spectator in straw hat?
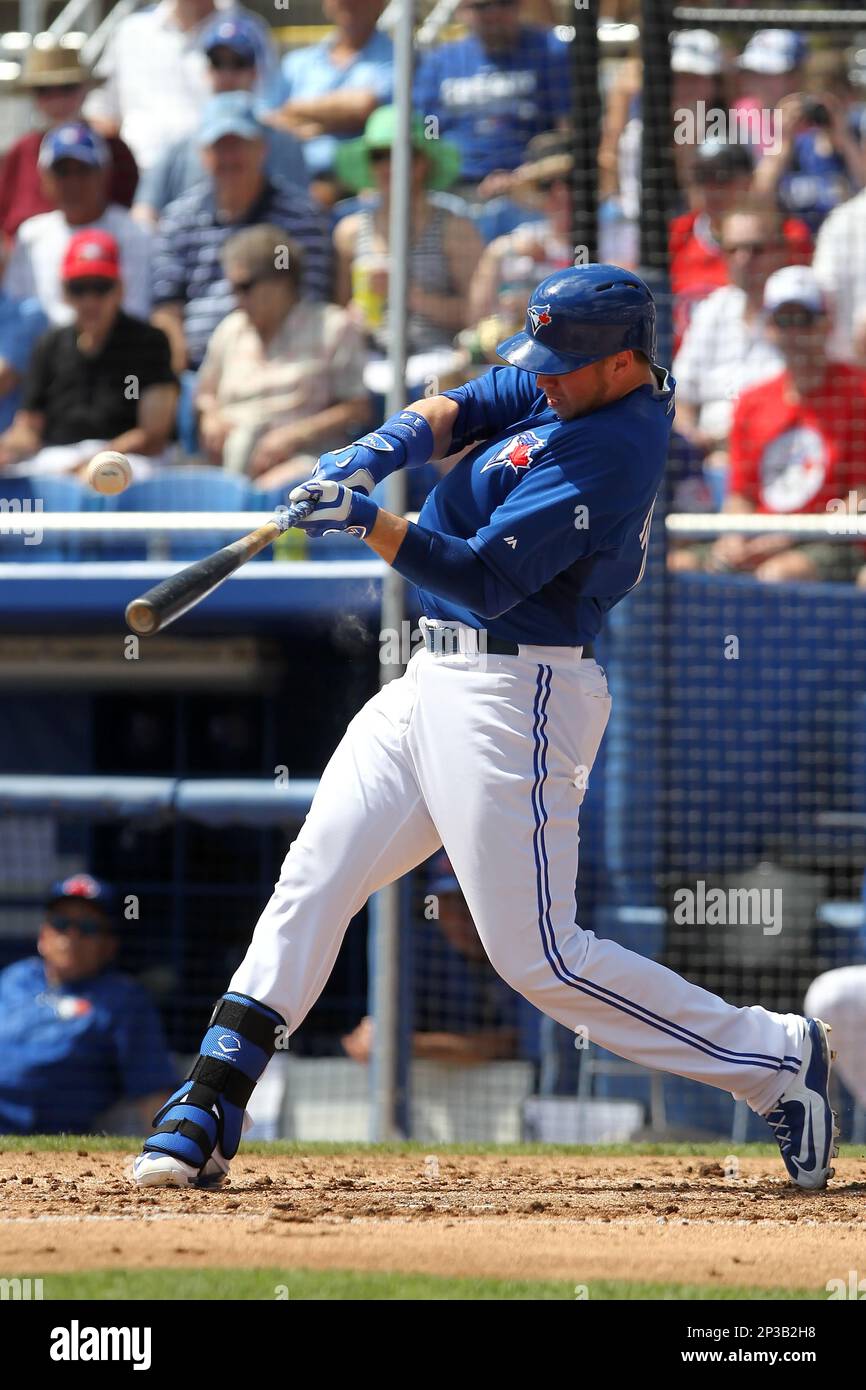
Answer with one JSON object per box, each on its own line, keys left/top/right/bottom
{"left": 0, "top": 40, "right": 138, "bottom": 240}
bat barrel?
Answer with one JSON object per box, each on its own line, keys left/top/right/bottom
{"left": 124, "top": 500, "right": 313, "bottom": 637}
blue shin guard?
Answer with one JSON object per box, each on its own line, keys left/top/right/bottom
{"left": 142, "top": 993, "right": 284, "bottom": 1171}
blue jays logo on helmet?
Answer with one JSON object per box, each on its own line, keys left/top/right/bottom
{"left": 481, "top": 431, "right": 545, "bottom": 474}
{"left": 527, "top": 304, "right": 552, "bottom": 335}
{"left": 497, "top": 265, "right": 657, "bottom": 376}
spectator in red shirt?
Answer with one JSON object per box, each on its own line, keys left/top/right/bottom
{"left": 0, "top": 41, "right": 137, "bottom": 243}
{"left": 670, "top": 139, "right": 812, "bottom": 349}
{"left": 710, "top": 265, "right": 866, "bottom": 584}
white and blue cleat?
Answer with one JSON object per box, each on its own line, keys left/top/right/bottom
{"left": 131, "top": 1146, "right": 231, "bottom": 1189}
{"left": 765, "top": 1018, "right": 838, "bottom": 1190}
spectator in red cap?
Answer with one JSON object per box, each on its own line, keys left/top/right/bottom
{"left": 0, "top": 229, "right": 177, "bottom": 477}
{"left": 3, "top": 121, "right": 152, "bottom": 325}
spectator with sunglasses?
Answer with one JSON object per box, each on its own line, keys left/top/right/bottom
{"left": 0, "top": 230, "right": 177, "bottom": 478}
{"left": 673, "top": 203, "right": 786, "bottom": 461}
{"left": 705, "top": 266, "right": 866, "bottom": 584}
{"left": 464, "top": 133, "right": 579, "bottom": 362}
{"left": 133, "top": 16, "right": 307, "bottom": 228}
{"left": 196, "top": 225, "right": 369, "bottom": 487}
{"left": 412, "top": 0, "right": 571, "bottom": 202}
{"left": 3, "top": 122, "right": 153, "bottom": 327}
{"left": 670, "top": 139, "right": 812, "bottom": 350}
{"left": 0, "top": 874, "right": 176, "bottom": 1136}
{"left": 150, "top": 93, "right": 331, "bottom": 379}
{"left": 333, "top": 106, "right": 480, "bottom": 356}
{"left": 83, "top": 0, "right": 277, "bottom": 174}
{"left": 0, "top": 39, "right": 138, "bottom": 242}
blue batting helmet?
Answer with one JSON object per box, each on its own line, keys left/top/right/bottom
{"left": 497, "top": 264, "right": 657, "bottom": 376}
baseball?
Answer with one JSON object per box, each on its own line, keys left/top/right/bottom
{"left": 86, "top": 451, "right": 133, "bottom": 495}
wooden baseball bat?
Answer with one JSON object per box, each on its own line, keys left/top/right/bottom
{"left": 124, "top": 500, "right": 313, "bottom": 637}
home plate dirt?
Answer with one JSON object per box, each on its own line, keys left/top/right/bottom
{"left": 2, "top": 1152, "right": 865, "bottom": 1290}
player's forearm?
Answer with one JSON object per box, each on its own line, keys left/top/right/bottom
{"left": 365, "top": 507, "right": 409, "bottom": 565}
{"left": 404, "top": 395, "right": 460, "bottom": 460}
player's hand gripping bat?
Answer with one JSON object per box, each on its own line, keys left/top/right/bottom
{"left": 124, "top": 499, "right": 313, "bottom": 636}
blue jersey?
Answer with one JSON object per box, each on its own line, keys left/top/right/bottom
{"left": 0, "top": 957, "right": 176, "bottom": 1134}
{"left": 416, "top": 364, "right": 675, "bottom": 645}
{"left": 413, "top": 27, "right": 571, "bottom": 181}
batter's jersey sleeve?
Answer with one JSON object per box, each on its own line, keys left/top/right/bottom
{"left": 443, "top": 365, "right": 543, "bottom": 452}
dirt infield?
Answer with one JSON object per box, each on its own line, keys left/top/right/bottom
{"left": 2, "top": 1150, "right": 865, "bottom": 1292}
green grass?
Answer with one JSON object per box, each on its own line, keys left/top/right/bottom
{"left": 0, "top": 1134, "right": 797, "bottom": 1158}
{"left": 31, "top": 1268, "right": 826, "bottom": 1301}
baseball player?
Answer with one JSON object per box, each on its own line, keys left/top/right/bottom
{"left": 133, "top": 265, "right": 837, "bottom": 1190}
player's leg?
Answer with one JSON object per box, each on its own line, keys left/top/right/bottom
{"left": 408, "top": 645, "right": 835, "bottom": 1187}
{"left": 134, "top": 658, "right": 441, "bottom": 1186}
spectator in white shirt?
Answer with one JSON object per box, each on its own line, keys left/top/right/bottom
{"left": 673, "top": 203, "right": 787, "bottom": 457}
{"left": 813, "top": 186, "right": 866, "bottom": 364}
{"left": 83, "top": 0, "right": 277, "bottom": 173}
{"left": 4, "top": 122, "right": 152, "bottom": 326}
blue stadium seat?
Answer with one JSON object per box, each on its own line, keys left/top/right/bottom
{"left": 117, "top": 466, "right": 252, "bottom": 513}
{"left": 112, "top": 466, "right": 254, "bottom": 560}
{"left": 1, "top": 473, "right": 92, "bottom": 561}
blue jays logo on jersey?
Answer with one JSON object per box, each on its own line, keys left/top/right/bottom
{"left": 527, "top": 303, "right": 552, "bottom": 334}
{"left": 480, "top": 430, "right": 545, "bottom": 474}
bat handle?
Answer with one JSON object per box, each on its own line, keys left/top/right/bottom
{"left": 273, "top": 498, "right": 314, "bottom": 533}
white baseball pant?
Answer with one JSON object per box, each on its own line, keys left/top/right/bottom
{"left": 231, "top": 626, "right": 804, "bottom": 1114}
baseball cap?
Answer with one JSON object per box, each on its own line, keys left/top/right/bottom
{"left": 848, "top": 46, "right": 866, "bottom": 88}
{"left": 198, "top": 91, "right": 263, "bottom": 146}
{"left": 672, "top": 29, "right": 723, "bottom": 77}
{"left": 38, "top": 120, "right": 110, "bottom": 170}
{"left": 763, "top": 264, "right": 825, "bottom": 315}
{"left": 46, "top": 872, "right": 119, "bottom": 921}
{"left": 737, "top": 29, "right": 807, "bottom": 76}
{"left": 61, "top": 228, "right": 120, "bottom": 283}
{"left": 693, "top": 138, "right": 754, "bottom": 183}
{"left": 335, "top": 105, "right": 461, "bottom": 192}
{"left": 202, "top": 15, "right": 260, "bottom": 63}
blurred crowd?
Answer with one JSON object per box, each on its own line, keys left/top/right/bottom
{"left": 0, "top": 1, "right": 864, "bottom": 578}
